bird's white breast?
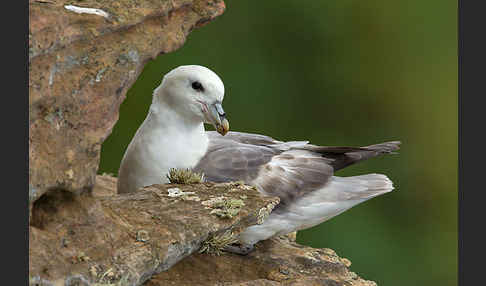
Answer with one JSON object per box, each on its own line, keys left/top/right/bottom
{"left": 117, "top": 110, "right": 209, "bottom": 193}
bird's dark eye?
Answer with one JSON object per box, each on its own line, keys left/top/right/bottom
{"left": 191, "top": 81, "right": 204, "bottom": 92}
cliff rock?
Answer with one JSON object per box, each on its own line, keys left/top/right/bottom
{"left": 29, "top": 0, "right": 225, "bottom": 204}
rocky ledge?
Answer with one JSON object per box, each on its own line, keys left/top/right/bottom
{"left": 30, "top": 175, "right": 376, "bottom": 286}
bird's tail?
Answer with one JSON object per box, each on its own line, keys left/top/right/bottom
{"left": 239, "top": 174, "right": 393, "bottom": 244}
{"left": 289, "top": 173, "right": 395, "bottom": 227}
{"left": 295, "top": 173, "right": 395, "bottom": 208}
{"left": 333, "top": 173, "right": 395, "bottom": 200}
{"left": 238, "top": 173, "right": 396, "bottom": 245}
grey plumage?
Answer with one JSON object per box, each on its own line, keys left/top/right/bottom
{"left": 193, "top": 131, "right": 401, "bottom": 208}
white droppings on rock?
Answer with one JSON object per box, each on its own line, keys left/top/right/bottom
{"left": 65, "top": 169, "right": 74, "bottom": 179}
{"left": 95, "top": 67, "right": 107, "bottom": 82}
{"left": 136, "top": 230, "right": 150, "bottom": 242}
{"left": 64, "top": 5, "right": 110, "bottom": 19}
{"left": 167, "top": 188, "right": 196, "bottom": 197}
{"left": 127, "top": 50, "right": 140, "bottom": 63}
{"left": 29, "top": 185, "right": 38, "bottom": 202}
{"left": 48, "top": 64, "right": 57, "bottom": 86}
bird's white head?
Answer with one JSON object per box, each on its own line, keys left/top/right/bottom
{"left": 153, "top": 65, "right": 229, "bottom": 135}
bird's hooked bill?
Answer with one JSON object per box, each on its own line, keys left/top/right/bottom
{"left": 211, "top": 102, "right": 229, "bottom": 136}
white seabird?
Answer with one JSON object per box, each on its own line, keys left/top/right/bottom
{"left": 117, "top": 65, "right": 400, "bottom": 254}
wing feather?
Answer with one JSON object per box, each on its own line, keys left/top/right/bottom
{"left": 193, "top": 131, "right": 400, "bottom": 206}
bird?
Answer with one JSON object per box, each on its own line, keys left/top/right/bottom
{"left": 117, "top": 65, "right": 400, "bottom": 254}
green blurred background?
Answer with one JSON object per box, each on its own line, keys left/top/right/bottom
{"left": 99, "top": 1, "right": 457, "bottom": 285}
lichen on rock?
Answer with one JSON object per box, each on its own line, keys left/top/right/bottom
{"left": 256, "top": 200, "right": 278, "bottom": 225}
{"left": 202, "top": 196, "right": 246, "bottom": 219}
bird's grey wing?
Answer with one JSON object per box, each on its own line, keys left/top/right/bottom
{"left": 206, "top": 131, "right": 283, "bottom": 146}
{"left": 193, "top": 133, "right": 279, "bottom": 183}
{"left": 250, "top": 149, "right": 334, "bottom": 207}
{"left": 197, "top": 132, "right": 399, "bottom": 207}
{"left": 195, "top": 132, "right": 334, "bottom": 207}
{"left": 300, "top": 141, "right": 401, "bottom": 171}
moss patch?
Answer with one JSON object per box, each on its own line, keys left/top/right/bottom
{"left": 199, "top": 230, "right": 237, "bottom": 256}
{"left": 166, "top": 168, "right": 204, "bottom": 184}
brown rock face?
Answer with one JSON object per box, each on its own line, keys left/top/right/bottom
{"left": 146, "top": 235, "right": 378, "bottom": 286}
{"left": 29, "top": 175, "right": 280, "bottom": 285}
{"left": 29, "top": 176, "right": 375, "bottom": 286}
{"left": 28, "top": 0, "right": 226, "bottom": 204}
